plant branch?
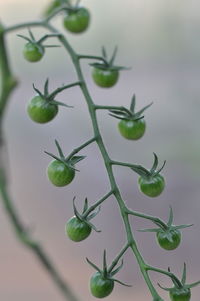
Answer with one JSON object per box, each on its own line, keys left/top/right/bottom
{"left": 78, "top": 54, "right": 107, "bottom": 65}
{"left": 66, "top": 137, "right": 97, "bottom": 161}
{"left": 82, "top": 190, "right": 114, "bottom": 219}
{"left": 126, "top": 208, "right": 168, "bottom": 230}
{"left": 48, "top": 81, "right": 82, "bottom": 100}
{"left": 108, "top": 243, "right": 130, "bottom": 273}
{"left": 0, "top": 20, "right": 80, "bottom": 301}
{"left": 0, "top": 172, "right": 79, "bottom": 301}
{"left": 41, "top": 23, "right": 164, "bottom": 300}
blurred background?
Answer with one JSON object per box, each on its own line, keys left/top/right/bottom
{"left": 1, "top": 0, "right": 200, "bottom": 300}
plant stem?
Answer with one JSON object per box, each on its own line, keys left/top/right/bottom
{"left": 0, "top": 20, "right": 80, "bottom": 301}
{"left": 78, "top": 54, "right": 107, "bottom": 65}
{"left": 126, "top": 208, "right": 168, "bottom": 229}
{"left": 66, "top": 137, "right": 97, "bottom": 160}
{"left": 41, "top": 23, "right": 164, "bottom": 300}
{"left": 0, "top": 173, "right": 79, "bottom": 301}
{"left": 48, "top": 81, "right": 82, "bottom": 99}
{"left": 82, "top": 190, "right": 114, "bottom": 219}
{"left": 108, "top": 243, "right": 130, "bottom": 273}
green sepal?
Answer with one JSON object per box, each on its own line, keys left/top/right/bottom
{"left": 44, "top": 150, "right": 64, "bottom": 163}
{"left": 130, "top": 94, "right": 136, "bottom": 113}
{"left": 102, "top": 46, "right": 108, "bottom": 60}
{"left": 32, "top": 84, "right": 43, "bottom": 97}
{"left": 17, "top": 34, "right": 32, "bottom": 43}
{"left": 109, "top": 46, "right": 118, "bottom": 66}
{"left": 87, "top": 206, "right": 101, "bottom": 221}
{"left": 86, "top": 257, "right": 102, "bottom": 274}
{"left": 138, "top": 228, "right": 160, "bottom": 233}
{"left": 82, "top": 198, "right": 88, "bottom": 213}
{"left": 157, "top": 283, "right": 171, "bottom": 292}
{"left": 68, "top": 155, "right": 86, "bottom": 166}
{"left": 112, "top": 278, "right": 132, "bottom": 287}
{"left": 50, "top": 100, "right": 73, "bottom": 108}
{"left": 130, "top": 165, "right": 151, "bottom": 179}
{"left": 109, "top": 94, "right": 151, "bottom": 122}
{"left": 181, "top": 263, "right": 186, "bottom": 285}
{"left": 72, "top": 197, "right": 101, "bottom": 232}
{"left": 131, "top": 153, "right": 166, "bottom": 180}
{"left": 55, "top": 139, "right": 65, "bottom": 160}
{"left": 103, "top": 250, "right": 108, "bottom": 276}
{"left": 110, "top": 260, "right": 123, "bottom": 276}
{"left": 167, "top": 206, "right": 173, "bottom": 227}
{"left": 185, "top": 281, "right": 200, "bottom": 289}
{"left": 158, "top": 263, "right": 200, "bottom": 294}
{"left": 90, "top": 62, "right": 129, "bottom": 71}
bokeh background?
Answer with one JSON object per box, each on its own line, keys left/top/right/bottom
{"left": 1, "top": 0, "right": 200, "bottom": 300}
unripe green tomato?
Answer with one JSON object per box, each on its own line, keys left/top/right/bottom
{"left": 92, "top": 67, "right": 119, "bottom": 88}
{"left": 156, "top": 229, "right": 181, "bottom": 251}
{"left": 23, "top": 42, "right": 44, "bottom": 62}
{"left": 118, "top": 119, "right": 146, "bottom": 140}
{"left": 90, "top": 272, "right": 114, "bottom": 298}
{"left": 63, "top": 7, "right": 90, "bottom": 33}
{"left": 27, "top": 96, "right": 58, "bottom": 123}
{"left": 47, "top": 160, "right": 75, "bottom": 187}
{"left": 138, "top": 174, "right": 165, "bottom": 197}
{"left": 169, "top": 287, "right": 191, "bottom": 301}
{"left": 65, "top": 216, "right": 91, "bottom": 242}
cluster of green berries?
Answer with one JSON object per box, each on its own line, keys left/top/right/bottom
{"left": 21, "top": 1, "right": 200, "bottom": 300}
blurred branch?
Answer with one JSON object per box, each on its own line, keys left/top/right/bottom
{"left": 0, "top": 21, "right": 80, "bottom": 301}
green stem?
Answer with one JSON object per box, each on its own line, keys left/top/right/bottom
{"left": 0, "top": 21, "right": 80, "bottom": 301}
{"left": 66, "top": 137, "right": 97, "bottom": 161}
{"left": 48, "top": 81, "right": 82, "bottom": 99}
{"left": 126, "top": 208, "right": 168, "bottom": 230}
{"left": 1, "top": 16, "right": 168, "bottom": 301}
{"left": 94, "top": 104, "right": 131, "bottom": 115}
{"left": 108, "top": 243, "right": 130, "bottom": 273}
{"left": 147, "top": 265, "right": 183, "bottom": 288}
{"left": 0, "top": 24, "right": 17, "bottom": 119}
{"left": 111, "top": 160, "right": 140, "bottom": 169}
{"left": 43, "top": 25, "right": 163, "bottom": 300}
{"left": 78, "top": 54, "right": 107, "bottom": 65}
{"left": 0, "top": 173, "right": 79, "bottom": 301}
{"left": 82, "top": 190, "right": 114, "bottom": 219}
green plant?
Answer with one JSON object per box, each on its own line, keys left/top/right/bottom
{"left": 0, "top": 1, "right": 199, "bottom": 301}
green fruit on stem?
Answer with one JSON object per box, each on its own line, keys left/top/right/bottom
{"left": 65, "top": 216, "right": 91, "bottom": 242}
{"left": 92, "top": 67, "right": 119, "bottom": 88}
{"left": 138, "top": 174, "right": 165, "bottom": 197}
{"left": 63, "top": 7, "right": 90, "bottom": 33}
{"left": 118, "top": 119, "right": 146, "bottom": 140}
{"left": 156, "top": 229, "right": 181, "bottom": 250}
{"left": 47, "top": 160, "right": 75, "bottom": 187}
{"left": 23, "top": 42, "right": 44, "bottom": 62}
{"left": 90, "top": 272, "right": 114, "bottom": 298}
{"left": 27, "top": 96, "right": 58, "bottom": 123}
{"left": 169, "top": 287, "right": 191, "bottom": 301}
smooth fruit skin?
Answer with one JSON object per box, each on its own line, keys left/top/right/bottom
{"left": 65, "top": 216, "right": 91, "bottom": 242}
{"left": 169, "top": 287, "right": 191, "bottom": 301}
{"left": 63, "top": 8, "right": 90, "bottom": 33}
{"left": 118, "top": 119, "right": 146, "bottom": 140}
{"left": 156, "top": 229, "right": 181, "bottom": 250}
{"left": 23, "top": 43, "right": 44, "bottom": 62}
{"left": 47, "top": 160, "right": 75, "bottom": 187}
{"left": 27, "top": 96, "right": 58, "bottom": 123}
{"left": 90, "top": 272, "right": 114, "bottom": 298}
{"left": 92, "top": 67, "right": 119, "bottom": 88}
{"left": 138, "top": 174, "right": 165, "bottom": 197}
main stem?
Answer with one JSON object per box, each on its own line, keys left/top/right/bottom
{"left": 45, "top": 23, "right": 163, "bottom": 300}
